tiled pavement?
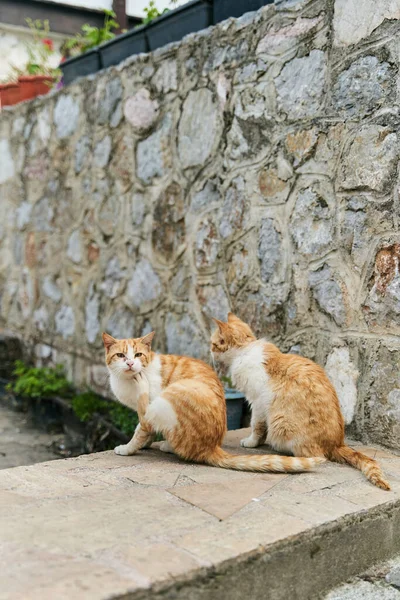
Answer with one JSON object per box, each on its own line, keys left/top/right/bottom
{"left": 1, "top": 428, "right": 400, "bottom": 600}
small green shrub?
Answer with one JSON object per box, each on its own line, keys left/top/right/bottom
{"left": 7, "top": 360, "right": 71, "bottom": 398}
{"left": 140, "top": 1, "right": 168, "bottom": 25}
{"left": 71, "top": 391, "right": 138, "bottom": 436}
{"left": 109, "top": 403, "right": 138, "bottom": 436}
{"left": 66, "top": 9, "right": 119, "bottom": 55}
{"left": 8, "top": 361, "right": 148, "bottom": 440}
{"left": 71, "top": 391, "right": 109, "bottom": 422}
{"left": 139, "top": 0, "right": 179, "bottom": 25}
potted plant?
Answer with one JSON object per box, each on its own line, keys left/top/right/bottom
{"left": 98, "top": 0, "right": 185, "bottom": 69}
{"left": 61, "top": 9, "right": 119, "bottom": 85}
{"left": 99, "top": 25, "right": 148, "bottom": 69}
{"left": 4, "top": 19, "right": 61, "bottom": 106}
{"left": 98, "top": 2, "right": 162, "bottom": 69}
{"left": 0, "top": 82, "right": 20, "bottom": 108}
{"left": 146, "top": 0, "right": 213, "bottom": 52}
{"left": 213, "top": 0, "right": 273, "bottom": 24}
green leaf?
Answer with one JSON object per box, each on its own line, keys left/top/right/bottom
{"left": 8, "top": 361, "right": 71, "bottom": 399}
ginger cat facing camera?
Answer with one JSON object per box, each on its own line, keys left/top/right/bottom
{"left": 102, "top": 331, "right": 325, "bottom": 474}
{"left": 210, "top": 313, "right": 390, "bottom": 490}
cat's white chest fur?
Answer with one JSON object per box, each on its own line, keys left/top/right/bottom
{"left": 229, "top": 341, "right": 274, "bottom": 421}
{"left": 109, "top": 355, "right": 163, "bottom": 410}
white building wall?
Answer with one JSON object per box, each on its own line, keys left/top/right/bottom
{"left": 126, "top": 0, "right": 186, "bottom": 17}
{"left": 0, "top": 24, "right": 63, "bottom": 82}
{"left": 31, "top": 0, "right": 186, "bottom": 17}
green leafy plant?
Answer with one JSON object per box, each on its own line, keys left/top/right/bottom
{"left": 7, "top": 361, "right": 71, "bottom": 398}
{"left": 140, "top": 0, "right": 168, "bottom": 25}
{"left": 71, "top": 391, "right": 109, "bottom": 421}
{"left": 66, "top": 9, "right": 119, "bottom": 55}
{"left": 72, "top": 391, "right": 138, "bottom": 435}
{"left": 139, "top": 0, "right": 180, "bottom": 25}
{"left": 8, "top": 361, "right": 149, "bottom": 440}
{"left": 109, "top": 403, "right": 139, "bottom": 436}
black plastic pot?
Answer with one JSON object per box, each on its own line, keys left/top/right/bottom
{"left": 61, "top": 49, "right": 101, "bottom": 86}
{"left": 99, "top": 26, "right": 148, "bottom": 69}
{"left": 225, "top": 388, "right": 245, "bottom": 431}
{"left": 147, "top": 0, "right": 213, "bottom": 52}
{"left": 213, "top": 0, "right": 274, "bottom": 24}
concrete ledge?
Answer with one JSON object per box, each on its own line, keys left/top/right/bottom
{"left": 144, "top": 502, "right": 400, "bottom": 600}
{"left": 1, "top": 429, "right": 400, "bottom": 600}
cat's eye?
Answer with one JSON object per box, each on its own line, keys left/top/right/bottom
{"left": 116, "top": 353, "right": 125, "bottom": 358}
{"left": 135, "top": 352, "right": 143, "bottom": 358}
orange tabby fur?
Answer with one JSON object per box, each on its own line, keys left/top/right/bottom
{"left": 210, "top": 313, "right": 390, "bottom": 490}
{"left": 103, "top": 332, "right": 325, "bottom": 473}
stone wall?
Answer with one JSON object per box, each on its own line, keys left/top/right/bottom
{"left": 1, "top": 0, "right": 400, "bottom": 448}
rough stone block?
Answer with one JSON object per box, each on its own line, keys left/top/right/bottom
{"left": 309, "top": 265, "right": 346, "bottom": 326}
{"left": 290, "top": 182, "right": 335, "bottom": 257}
{"left": 332, "top": 56, "right": 393, "bottom": 116}
{"left": 54, "top": 95, "right": 80, "bottom": 139}
{"left": 178, "top": 89, "right": 221, "bottom": 169}
{"left": 338, "top": 126, "right": 397, "bottom": 193}
{"left": 275, "top": 50, "right": 327, "bottom": 119}
{"left": 333, "top": 0, "right": 400, "bottom": 47}
{"left": 127, "top": 259, "right": 162, "bottom": 309}
{"left": 136, "top": 115, "right": 172, "bottom": 183}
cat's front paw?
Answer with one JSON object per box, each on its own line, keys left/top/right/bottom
{"left": 240, "top": 436, "right": 259, "bottom": 448}
{"left": 114, "top": 444, "right": 135, "bottom": 456}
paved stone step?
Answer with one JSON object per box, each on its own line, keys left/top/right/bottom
{"left": 1, "top": 428, "right": 400, "bottom": 600}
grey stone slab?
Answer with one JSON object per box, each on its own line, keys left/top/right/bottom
{"left": 0, "top": 431, "right": 400, "bottom": 599}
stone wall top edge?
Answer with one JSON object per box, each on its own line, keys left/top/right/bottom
{"left": 0, "top": 0, "right": 321, "bottom": 120}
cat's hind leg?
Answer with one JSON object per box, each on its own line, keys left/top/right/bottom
{"left": 144, "top": 394, "right": 179, "bottom": 455}
{"left": 144, "top": 395, "right": 178, "bottom": 434}
{"left": 159, "top": 440, "right": 175, "bottom": 454}
{"left": 241, "top": 414, "right": 267, "bottom": 448}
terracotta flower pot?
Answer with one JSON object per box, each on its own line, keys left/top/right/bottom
{"left": 18, "top": 75, "right": 54, "bottom": 102}
{"left": 0, "top": 82, "right": 20, "bottom": 107}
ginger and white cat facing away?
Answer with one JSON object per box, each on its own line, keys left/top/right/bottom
{"left": 210, "top": 313, "right": 390, "bottom": 490}
{"left": 102, "top": 330, "right": 325, "bottom": 474}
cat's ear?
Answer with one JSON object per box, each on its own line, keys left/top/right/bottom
{"left": 212, "top": 317, "right": 226, "bottom": 331}
{"left": 227, "top": 312, "right": 243, "bottom": 324}
{"left": 102, "top": 332, "right": 117, "bottom": 351}
{"left": 140, "top": 331, "right": 155, "bottom": 348}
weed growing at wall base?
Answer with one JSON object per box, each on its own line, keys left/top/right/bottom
{"left": 72, "top": 391, "right": 139, "bottom": 436}
{"left": 7, "top": 361, "right": 71, "bottom": 398}
{"left": 7, "top": 361, "right": 138, "bottom": 436}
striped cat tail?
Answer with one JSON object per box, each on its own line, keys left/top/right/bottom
{"left": 205, "top": 448, "right": 325, "bottom": 473}
{"left": 330, "top": 446, "right": 390, "bottom": 490}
